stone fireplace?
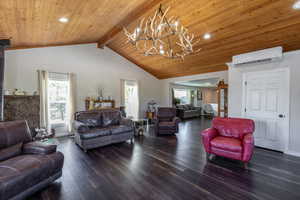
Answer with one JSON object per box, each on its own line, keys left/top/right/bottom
{"left": 4, "top": 95, "right": 40, "bottom": 133}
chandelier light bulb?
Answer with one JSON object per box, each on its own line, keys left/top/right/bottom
{"left": 159, "top": 49, "right": 165, "bottom": 55}
{"left": 159, "top": 45, "right": 163, "bottom": 49}
{"left": 174, "top": 21, "right": 179, "bottom": 27}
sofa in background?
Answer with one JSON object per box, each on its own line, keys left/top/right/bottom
{"left": 0, "top": 120, "right": 64, "bottom": 200}
{"left": 154, "top": 107, "right": 180, "bottom": 136}
{"left": 176, "top": 104, "right": 201, "bottom": 119}
{"left": 201, "top": 117, "right": 255, "bottom": 168}
{"left": 74, "top": 109, "right": 134, "bottom": 152}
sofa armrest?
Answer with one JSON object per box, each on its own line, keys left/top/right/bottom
{"left": 176, "top": 109, "right": 185, "bottom": 119}
{"left": 23, "top": 142, "right": 57, "bottom": 155}
{"left": 242, "top": 133, "right": 254, "bottom": 162}
{"left": 74, "top": 120, "right": 90, "bottom": 133}
{"left": 201, "top": 128, "right": 219, "bottom": 153}
{"left": 120, "top": 118, "right": 134, "bottom": 128}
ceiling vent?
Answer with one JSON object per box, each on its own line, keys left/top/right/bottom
{"left": 232, "top": 47, "right": 283, "bottom": 67}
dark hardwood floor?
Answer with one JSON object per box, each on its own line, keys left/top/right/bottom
{"left": 30, "top": 118, "right": 300, "bottom": 200}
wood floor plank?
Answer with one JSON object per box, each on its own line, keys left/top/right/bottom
{"left": 29, "top": 118, "right": 300, "bottom": 200}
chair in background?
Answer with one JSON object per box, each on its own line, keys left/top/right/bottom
{"left": 201, "top": 117, "right": 255, "bottom": 168}
{"left": 154, "top": 107, "right": 180, "bottom": 136}
{"left": 202, "top": 103, "right": 217, "bottom": 118}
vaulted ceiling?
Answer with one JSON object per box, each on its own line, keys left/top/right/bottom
{"left": 1, "top": 0, "right": 300, "bottom": 79}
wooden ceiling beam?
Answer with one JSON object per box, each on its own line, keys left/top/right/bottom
{"left": 97, "top": 0, "right": 163, "bottom": 48}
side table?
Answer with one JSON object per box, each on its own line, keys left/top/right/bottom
{"left": 132, "top": 119, "right": 148, "bottom": 136}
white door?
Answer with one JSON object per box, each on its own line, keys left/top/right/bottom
{"left": 243, "top": 69, "right": 289, "bottom": 152}
{"left": 122, "top": 80, "right": 139, "bottom": 119}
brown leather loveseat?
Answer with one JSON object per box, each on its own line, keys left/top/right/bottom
{"left": 74, "top": 109, "right": 134, "bottom": 152}
{"left": 0, "top": 120, "right": 64, "bottom": 200}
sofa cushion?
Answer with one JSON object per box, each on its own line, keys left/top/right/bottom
{"left": 186, "top": 104, "right": 193, "bottom": 110}
{"left": 102, "top": 111, "right": 121, "bottom": 127}
{"left": 0, "top": 120, "right": 32, "bottom": 149}
{"left": 210, "top": 136, "right": 242, "bottom": 152}
{"left": 0, "top": 142, "right": 22, "bottom": 162}
{"left": 176, "top": 105, "right": 185, "bottom": 110}
{"left": 0, "top": 153, "right": 64, "bottom": 200}
{"left": 22, "top": 142, "right": 57, "bottom": 155}
{"left": 79, "top": 128, "right": 111, "bottom": 139}
{"left": 76, "top": 112, "right": 102, "bottom": 127}
{"left": 158, "top": 121, "right": 176, "bottom": 130}
{"left": 110, "top": 125, "right": 133, "bottom": 135}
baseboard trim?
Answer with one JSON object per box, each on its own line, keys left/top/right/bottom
{"left": 284, "top": 150, "right": 300, "bottom": 157}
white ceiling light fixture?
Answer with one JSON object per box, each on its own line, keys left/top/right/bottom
{"left": 58, "top": 17, "right": 69, "bottom": 23}
{"left": 203, "top": 33, "right": 211, "bottom": 40}
{"left": 293, "top": 1, "right": 300, "bottom": 10}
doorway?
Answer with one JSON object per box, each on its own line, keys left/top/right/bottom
{"left": 242, "top": 68, "right": 290, "bottom": 152}
{"left": 122, "top": 80, "right": 139, "bottom": 119}
{"left": 48, "top": 72, "right": 71, "bottom": 136}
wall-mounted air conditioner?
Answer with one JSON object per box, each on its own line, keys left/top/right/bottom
{"left": 232, "top": 46, "right": 283, "bottom": 67}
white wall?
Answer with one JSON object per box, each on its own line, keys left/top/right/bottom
{"left": 228, "top": 50, "right": 300, "bottom": 156}
{"left": 4, "top": 44, "right": 162, "bottom": 117}
{"left": 160, "top": 71, "right": 228, "bottom": 106}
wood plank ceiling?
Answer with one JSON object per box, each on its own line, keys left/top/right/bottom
{"left": 0, "top": 0, "right": 149, "bottom": 48}
{"left": 1, "top": 0, "right": 300, "bottom": 79}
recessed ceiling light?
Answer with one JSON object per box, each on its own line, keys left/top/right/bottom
{"left": 203, "top": 33, "right": 211, "bottom": 40}
{"left": 293, "top": 1, "right": 300, "bottom": 10}
{"left": 58, "top": 17, "right": 69, "bottom": 23}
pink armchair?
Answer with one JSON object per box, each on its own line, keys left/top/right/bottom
{"left": 201, "top": 117, "right": 255, "bottom": 167}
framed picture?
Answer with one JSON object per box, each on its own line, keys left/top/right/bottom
{"left": 197, "top": 89, "right": 202, "bottom": 100}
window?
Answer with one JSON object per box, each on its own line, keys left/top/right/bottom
{"left": 174, "top": 89, "right": 191, "bottom": 104}
{"left": 48, "top": 73, "right": 70, "bottom": 126}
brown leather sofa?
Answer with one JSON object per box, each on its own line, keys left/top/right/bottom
{"left": 0, "top": 120, "right": 64, "bottom": 200}
{"left": 74, "top": 109, "right": 134, "bottom": 152}
{"left": 154, "top": 107, "right": 180, "bottom": 136}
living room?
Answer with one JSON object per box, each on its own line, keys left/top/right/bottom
{"left": 1, "top": 0, "right": 300, "bottom": 200}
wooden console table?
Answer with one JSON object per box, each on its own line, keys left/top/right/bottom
{"left": 85, "top": 99, "right": 115, "bottom": 110}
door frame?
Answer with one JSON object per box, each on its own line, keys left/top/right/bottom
{"left": 241, "top": 67, "right": 290, "bottom": 153}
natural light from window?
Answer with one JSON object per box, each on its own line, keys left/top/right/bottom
{"left": 174, "top": 89, "right": 190, "bottom": 104}
{"left": 48, "top": 74, "right": 70, "bottom": 125}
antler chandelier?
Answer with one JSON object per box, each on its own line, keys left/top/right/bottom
{"left": 124, "top": 4, "right": 201, "bottom": 60}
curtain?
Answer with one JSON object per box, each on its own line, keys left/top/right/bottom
{"left": 120, "top": 79, "right": 125, "bottom": 106}
{"left": 68, "top": 73, "right": 76, "bottom": 132}
{"left": 37, "top": 70, "right": 49, "bottom": 131}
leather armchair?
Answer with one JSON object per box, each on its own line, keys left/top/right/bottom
{"left": 154, "top": 107, "right": 180, "bottom": 135}
{"left": 201, "top": 117, "right": 255, "bottom": 166}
